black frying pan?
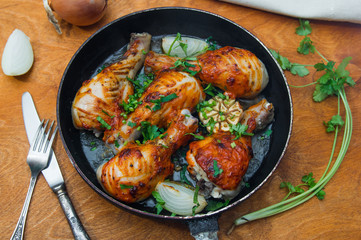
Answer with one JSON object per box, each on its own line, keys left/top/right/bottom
{"left": 57, "top": 7, "right": 292, "bottom": 238}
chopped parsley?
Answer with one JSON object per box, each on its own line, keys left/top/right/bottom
{"left": 127, "top": 121, "right": 137, "bottom": 128}
{"left": 180, "top": 165, "right": 191, "bottom": 185}
{"left": 205, "top": 199, "right": 230, "bottom": 211}
{"left": 119, "top": 73, "right": 154, "bottom": 114}
{"left": 150, "top": 93, "right": 178, "bottom": 111}
{"left": 120, "top": 184, "right": 133, "bottom": 189}
{"left": 140, "top": 121, "right": 165, "bottom": 143}
{"left": 185, "top": 133, "right": 205, "bottom": 140}
{"left": 96, "top": 116, "right": 111, "bottom": 130}
{"left": 170, "top": 57, "right": 202, "bottom": 76}
{"left": 229, "top": 123, "right": 254, "bottom": 140}
{"left": 192, "top": 185, "right": 200, "bottom": 216}
{"left": 152, "top": 191, "right": 165, "bottom": 215}
{"left": 213, "top": 160, "right": 223, "bottom": 177}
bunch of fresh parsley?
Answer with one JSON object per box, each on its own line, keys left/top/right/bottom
{"left": 229, "top": 19, "right": 354, "bottom": 233}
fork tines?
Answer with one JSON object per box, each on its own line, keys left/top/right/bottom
{"left": 32, "top": 119, "right": 58, "bottom": 153}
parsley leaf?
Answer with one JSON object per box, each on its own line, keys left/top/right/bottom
{"left": 280, "top": 173, "right": 326, "bottom": 201}
{"left": 152, "top": 191, "right": 165, "bottom": 215}
{"left": 280, "top": 181, "right": 305, "bottom": 195}
{"left": 298, "top": 36, "right": 316, "bottom": 55}
{"left": 229, "top": 123, "right": 254, "bottom": 140}
{"left": 301, "top": 173, "right": 326, "bottom": 200}
{"left": 290, "top": 64, "right": 310, "bottom": 77}
{"left": 120, "top": 73, "right": 154, "bottom": 114}
{"left": 150, "top": 93, "right": 178, "bottom": 111}
{"left": 269, "top": 49, "right": 310, "bottom": 77}
{"left": 324, "top": 114, "right": 344, "bottom": 132}
{"left": 170, "top": 58, "right": 201, "bottom": 76}
{"left": 296, "top": 19, "right": 312, "bottom": 36}
{"left": 313, "top": 57, "right": 355, "bottom": 102}
{"left": 127, "top": 121, "right": 137, "bottom": 128}
{"left": 205, "top": 199, "right": 230, "bottom": 211}
{"left": 203, "top": 83, "right": 222, "bottom": 97}
{"left": 205, "top": 36, "right": 219, "bottom": 51}
{"left": 140, "top": 121, "right": 165, "bottom": 143}
{"left": 180, "top": 165, "right": 191, "bottom": 185}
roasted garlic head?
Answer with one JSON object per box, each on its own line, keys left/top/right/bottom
{"left": 199, "top": 96, "right": 243, "bottom": 133}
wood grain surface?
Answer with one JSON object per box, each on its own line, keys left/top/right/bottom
{"left": 1, "top": 0, "right": 361, "bottom": 239}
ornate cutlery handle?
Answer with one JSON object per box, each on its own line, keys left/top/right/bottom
{"left": 53, "top": 184, "right": 90, "bottom": 240}
{"left": 10, "top": 175, "right": 37, "bottom": 240}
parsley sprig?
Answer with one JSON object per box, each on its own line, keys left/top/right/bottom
{"left": 229, "top": 19, "right": 354, "bottom": 233}
{"left": 139, "top": 121, "right": 165, "bottom": 143}
{"left": 280, "top": 173, "right": 325, "bottom": 201}
{"left": 119, "top": 73, "right": 154, "bottom": 114}
{"left": 229, "top": 123, "right": 254, "bottom": 140}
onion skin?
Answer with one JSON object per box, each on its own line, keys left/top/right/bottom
{"left": 49, "top": 0, "right": 107, "bottom": 26}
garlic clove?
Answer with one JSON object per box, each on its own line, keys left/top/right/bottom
{"left": 1, "top": 29, "right": 34, "bottom": 76}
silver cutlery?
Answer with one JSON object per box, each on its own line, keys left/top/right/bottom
{"left": 22, "top": 92, "right": 90, "bottom": 240}
{"left": 10, "top": 119, "right": 58, "bottom": 240}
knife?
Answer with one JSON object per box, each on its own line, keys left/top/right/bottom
{"left": 22, "top": 92, "right": 90, "bottom": 240}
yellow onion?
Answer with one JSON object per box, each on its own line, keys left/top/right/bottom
{"left": 43, "top": 0, "right": 108, "bottom": 34}
{"left": 162, "top": 36, "right": 209, "bottom": 58}
{"left": 155, "top": 181, "right": 207, "bottom": 216}
{"left": 1, "top": 29, "right": 34, "bottom": 76}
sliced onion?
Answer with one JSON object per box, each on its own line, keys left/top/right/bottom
{"left": 162, "top": 36, "right": 209, "bottom": 58}
{"left": 1, "top": 29, "right": 34, "bottom": 76}
{"left": 155, "top": 181, "right": 207, "bottom": 216}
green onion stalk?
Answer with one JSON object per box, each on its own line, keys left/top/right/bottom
{"left": 228, "top": 87, "right": 352, "bottom": 234}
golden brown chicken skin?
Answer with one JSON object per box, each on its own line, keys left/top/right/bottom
{"left": 97, "top": 110, "right": 198, "bottom": 203}
{"left": 186, "top": 133, "right": 252, "bottom": 191}
{"left": 72, "top": 33, "right": 151, "bottom": 131}
{"left": 144, "top": 46, "right": 269, "bottom": 99}
{"left": 103, "top": 70, "right": 205, "bottom": 152}
{"left": 186, "top": 99, "right": 274, "bottom": 199}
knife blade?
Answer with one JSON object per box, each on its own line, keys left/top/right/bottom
{"left": 22, "top": 92, "right": 90, "bottom": 240}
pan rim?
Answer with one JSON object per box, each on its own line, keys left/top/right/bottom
{"left": 56, "top": 6, "right": 293, "bottom": 220}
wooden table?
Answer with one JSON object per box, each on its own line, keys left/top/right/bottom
{"left": 1, "top": 0, "right": 361, "bottom": 239}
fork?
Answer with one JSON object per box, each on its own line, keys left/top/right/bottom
{"left": 10, "top": 119, "right": 58, "bottom": 240}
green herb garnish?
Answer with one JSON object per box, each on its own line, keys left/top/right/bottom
{"left": 150, "top": 93, "right": 178, "bottom": 111}
{"left": 152, "top": 191, "right": 165, "bottom": 215}
{"left": 127, "top": 121, "right": 137, "bottom": 128}
{"left": 229, "top": 18, "right": 354, "bottom": 234}
{"left": 229, "top": 123, "right": 254, "bottom": 140}
{"left": 180, "top": 165, "right": 191, "bottom": 185}
{"left": 192, "top": 185, "right": 200, "bottom": 216}
{"left": 96, "top": 116, "right": 111, "bottom": 130}
{"left": 206, "top": 199, "right": 230, "bottom": 211}
{"left": 140, "top": 121, "right": 165, "bottom": 143}
{"left": 185, "top": 133, "right": 205, "bottom": 140}
{"left": 213, "top": 160, "right": 223, "bottom": 177}
{"left": 120, "top": 184, "right": 133, "bottom": 189}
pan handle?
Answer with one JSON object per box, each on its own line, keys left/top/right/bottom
{"left": 187, "top": 215, "right": 219, "bottom": 240}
